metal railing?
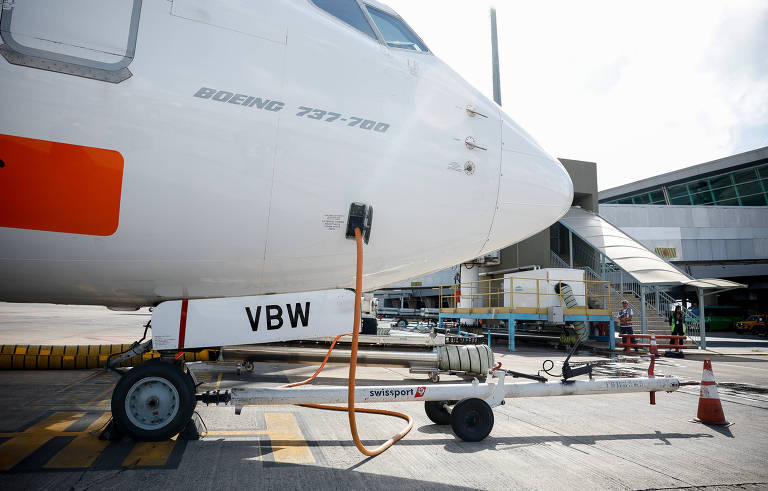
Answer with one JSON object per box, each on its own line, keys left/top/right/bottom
{"left": 550, "top": 250, "right": 569, "bottom": 268}
{"left": 566, "top": 240, "right": 701, "bottom": 345}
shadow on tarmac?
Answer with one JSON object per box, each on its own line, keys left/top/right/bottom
{"left": 241, "top": 424, "right": 714, "bottom": 455}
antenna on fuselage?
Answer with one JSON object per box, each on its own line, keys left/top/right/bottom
{"left": 490, "top": 7, "right": 502, "bottom": 106}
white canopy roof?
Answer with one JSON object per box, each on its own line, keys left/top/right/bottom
{"left": 683, "top": 278, "right": 745, "bottom": 289}
{"left": 560, "top": 207, "right": 743, "bottom": 289}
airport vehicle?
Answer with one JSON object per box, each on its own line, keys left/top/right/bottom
{"left": 378, "top": 307, "right": 440, "bottom": 327}
{"left": 0, "top": 0, "right": 676, "bottom": 449}
{"left": 702, "top": 306, "right": 744, "bottom": 332}
{"left": 735, "top": 315, "right": 767, "bottom": 335}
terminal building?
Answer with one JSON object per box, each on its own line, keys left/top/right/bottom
{"left": 599, "top": 145, "right": 768, "bottom": 314}
{"left": 375, "top": 146, "right": 768, "bottom": 347}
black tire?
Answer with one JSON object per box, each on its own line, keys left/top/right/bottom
{"left": 111, "top": 359, "right": 197, "bottom": 441}
{"left": 424, "top": 400, "right": 457, "bottom": 425}
{"left": 397, "top": 319, "right": 407, "bottom": 328}
{"left": 450, "top": 398, "right": 494, "bottom": 442}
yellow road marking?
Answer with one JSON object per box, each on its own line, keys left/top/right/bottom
{"left": 215, "top": 373, "right": 222, "bottom": 390}
{"left": 30, "top": 371, "right": 102, "bottom": 405}
{"left": 44, "top": 413, "right": 112, "bottom": 469}
{"left": 86, "top": 386, "right": 115, "bottom": 405}
{"left": 122, "top": 441, "right": 178, "bottom": 467}
{"left": 44, "top": 412, "right": 86, "bottom": 432}
{"left": 0, "top": 409, "right": 312, "bottom": 469}
{"left": 206, "top": 430, "right": 267, "bottom": 436}
{"left": 0, "top": 412, "right": 84, "bottom": 471}
{"left": 206, "top": 413, "right": 313, "bottom": 463}
{"left": 264, "top": 413, "right": 314, "bottom": 464}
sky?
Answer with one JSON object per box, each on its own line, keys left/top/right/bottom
{"left": 382, "top": 0, "right": 768, "bottom": 191}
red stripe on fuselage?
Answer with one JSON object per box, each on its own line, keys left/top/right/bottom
{"left": 178, "top": 300, "right": 189, "bottom": 350}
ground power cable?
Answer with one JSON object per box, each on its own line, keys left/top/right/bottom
{"left": 280, "top": 227, "right": 414, "bottom": 457}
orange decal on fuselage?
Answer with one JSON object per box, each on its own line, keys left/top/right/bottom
{"left": 0, "top": 133, "right": 123, "bottom": 236}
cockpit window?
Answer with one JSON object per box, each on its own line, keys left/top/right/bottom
{"left": 365, "top": 6, "right": 428, "bottom": 52}
{"left": 311, "top": 0, "right": 377, "bottom": 38}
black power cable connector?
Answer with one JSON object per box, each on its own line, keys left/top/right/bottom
{"left": 541, "top": 329, "right": 593, "bottom": 381}
{"left": 345, "top": 202, "right": 373, "bottom": 244}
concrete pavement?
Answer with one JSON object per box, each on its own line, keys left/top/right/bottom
{"left": 1, "top": 303, "right": 767, "bottom": 489}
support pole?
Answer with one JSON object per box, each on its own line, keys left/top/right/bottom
{"left": 609, "top": 317, "right": 615, "bottom": 351}
{"left": 460, "top": 264, "right": 479, "bottom": 326}
{"left": 698, "top": 287, "right": 707, "bottom": 350}
{"left": 640, "top": 286, "right": 647, "bottom": 334}
{"left": 508, "top": 318, "right": 516, "bottom": 351}
{"left": 568, "top": 229, "right": 574, "bottom": 268}
{"left": 620, "top": 271, "right": 624, "bottom": 293}
{"left": 600, "top": 253, "right": 605, "bottom": 279}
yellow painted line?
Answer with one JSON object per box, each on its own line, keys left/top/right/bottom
{"left": 45, "top": 412, "right": 86, "bottom": 432}
{"left": 205, "top": 430, "right": 267, "bottom": 436}
{"left": 204, "top": 413, "right": 312, "bottom": 463}
{"left": 215, "top": 373, "right": 222, "bottom": 390}
{"left": 30, "top": 371, "right": 103, "bottom": 405}
{"left": 44, "top": 413, "right": 112, "bottom": 469}
{"left": 0, "top": 412, "right": 84, "bottom": 471}
{"left": 86, "top": 386, "right": 116, "bottom": 405}
{"left": 264, "top": 413, "right": 314, "bottom": 464}
{"left": 122, "top": 441, "right": 178, "bottom": 467}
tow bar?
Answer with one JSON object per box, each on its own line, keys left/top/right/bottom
{"left": 197, "top": 371, "right": 679, "bottom": 442}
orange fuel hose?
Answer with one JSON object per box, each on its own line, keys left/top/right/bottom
{"left": 280, "top": 227, "right": 414, "bottom": 456}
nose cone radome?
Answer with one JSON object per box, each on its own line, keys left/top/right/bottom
{"left": 481, "top": 114, "right": 573, "bottom": 253}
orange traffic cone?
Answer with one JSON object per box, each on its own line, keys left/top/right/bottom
{"left": 693, "top": 359, "right": 729, "bottom": 425}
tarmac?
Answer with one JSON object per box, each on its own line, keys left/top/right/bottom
{"left": 1, "top": 302, "right": 767, "bottom": 490}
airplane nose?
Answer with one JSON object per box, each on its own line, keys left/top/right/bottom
{"left": 481, "top": 114, "right": 573, "bottom": 253}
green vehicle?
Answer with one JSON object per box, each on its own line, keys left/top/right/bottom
{"left": 701, "top": 305, "right": 744, "bottom": 332}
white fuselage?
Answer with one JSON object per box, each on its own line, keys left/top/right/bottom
{"left": 0, "top": 0, "right": 573, "bottom": 308}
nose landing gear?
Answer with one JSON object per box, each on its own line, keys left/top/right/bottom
{"left": 110, "top": 358, "right": 197, "bottom": 441}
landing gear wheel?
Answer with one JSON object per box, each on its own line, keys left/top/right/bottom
{"left": 450, "top": 398, "right": 494, "bottom": 442}
{"left": 425, "top": 400, "right": 457, "bottom": 425}
{"left": 397, "top": 319, "right": 407, "bottom": 328}
{"left": 111, "top": 359, "right": 197, "bottom": 441}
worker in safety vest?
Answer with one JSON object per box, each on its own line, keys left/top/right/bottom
{"left": 616, "top": 299, "right": 637, "bottom": 349}
{"left": 670, "top": 305, "right": 686, "bottom": 346}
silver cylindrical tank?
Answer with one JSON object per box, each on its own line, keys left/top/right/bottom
{"left": 221, "top": 343, "right": 495, "bottom": 376}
